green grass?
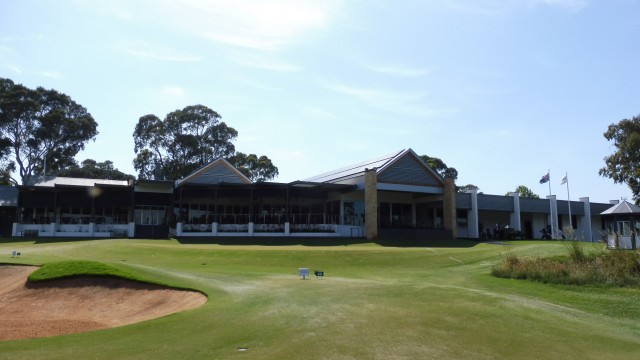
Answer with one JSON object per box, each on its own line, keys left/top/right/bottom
{"left": 27, "top": 260, "right": 137, "bottom": 282}
{"left": 1, "top": 238, "right": 639, "bottom": 359}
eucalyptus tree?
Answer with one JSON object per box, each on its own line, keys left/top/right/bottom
{"left": 0, "top": 78, "right": 98, "bottom": 185}
{"left": 133, "top": 105, "right": 278, "bottom": 182}
{"left": 600, "top": 114, "right": 640, "bottom": 204}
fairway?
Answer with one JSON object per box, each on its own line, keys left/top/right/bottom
{"left": 1, "top": 238, "right": 639, "bottom": 360}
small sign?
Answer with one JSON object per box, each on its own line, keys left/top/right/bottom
{"left": 299, "top": 268, "right": 309, "bottom": 279}
{"left": 314, "top": 271, "right": 324, "bottom": 278}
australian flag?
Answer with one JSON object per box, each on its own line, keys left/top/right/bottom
{"left": 539, "top": 172, "right": 550, "bottom": 184}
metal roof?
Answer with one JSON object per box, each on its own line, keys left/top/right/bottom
{"left": 601, "top": 200, "right": 640, "bottom": 215}
{"left": 304, "top": 149, "right": 405, "bottom": 183}
{"left": 22, "top": 176, "right": 130, "bottom": 188}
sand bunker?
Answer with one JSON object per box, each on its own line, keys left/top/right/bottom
{"left": 0, "top": 265, "right": 207, "bottom": 341}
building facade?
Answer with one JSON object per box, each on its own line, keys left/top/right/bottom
{"left": 1, "top": 148, "right": 619, "bottom": 241}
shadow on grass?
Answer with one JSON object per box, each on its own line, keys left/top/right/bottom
{"left": 0, "top": 237, "right": 155, "bottom": 245}
{"left": 2, "top": 236, "right": 480, "bottom": 248}
{"left": 176, "top": 236, "right": 479, "bottom": 248}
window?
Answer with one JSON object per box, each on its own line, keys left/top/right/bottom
{"left": 135, "top": 206, "right": 166, "bottom": 225}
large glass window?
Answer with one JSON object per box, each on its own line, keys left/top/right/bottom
{"left": 20, "top": 207, "right": 54, "bottom": 224}
{"left": 618, "top": 221, "right": 631, "bottom": 236}
{"left": 60, "top": 207, "right": 91, "bottom": 224}
{"left": 135, "top": 206, "right": 166, "bottom": 225}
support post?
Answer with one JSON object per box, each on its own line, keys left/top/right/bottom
{"left": 364, "top": 168, "right": 378, "bottom": 240}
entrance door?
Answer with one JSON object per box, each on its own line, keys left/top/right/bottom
{"left": 134, "top": 206, "right": 169, "bottom": 238}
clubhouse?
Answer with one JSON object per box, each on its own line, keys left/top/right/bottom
{"left": 0, "top": 148, "right": 625, "bottom": 242}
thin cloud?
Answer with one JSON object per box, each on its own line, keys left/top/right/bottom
{"left": 366, "top": 65, "right": 436, "bottom": 77}
{"left": 8, "top": 66, "right": 21, "bottom": 74}
{"left": 73, "top": 0, "right": 133, "bottom": 20}
{"left": 233, "top": 55, "right": 302, "bottom": 72}
{"left": 126, "top": 48, "right": 203, "bottom": 62}
{"left": 162, "top": 86, "right": 186, "bottom": 96}
{"left": 0, "top": 45, "right": 15, "bottom": 53}
{"left": 443, "top": 0, "right": 588, "bottom": 15}
{"left": 39, "top": 71, "right": 64, "bottom": 80}
{"left": 530, "top": 0, "right": 589, "bottom": 12}
{"left": 155, "top": 0, "right": 339, "bottom": 51}
{"left": 326, "top": 82, "right": 455, "bottom": 118}
{"left": 233, "top": 77, "right": 285, "bottom": 92}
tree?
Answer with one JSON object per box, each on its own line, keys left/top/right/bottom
{"left": 227, "top": 152, "right": 279, "bottom": 182}
{"left": 133, "top": 105, "right": 278, "bottom": 182}
{"left": 458, "top": 184, "right": 479, "bottom": 193}
{"left": 56, "top": 159, "right": 135, "bottom": 181}
{"left": 509, "top": 185, "right": 540, "bottom": 199}
{"left": 133, "top": 105, "right": 237, "bottom": 180}
{"left": 600, "top": 114, "right": 640, "bottom": 205}
{"left": 419, "top": 155, "right": 458, "bottom": 180}
{"left": 0, "top": 78, "right": 98, "bottom": 185}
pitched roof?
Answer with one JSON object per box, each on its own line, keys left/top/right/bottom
{"left": 600, "top": 200, "right": 640, "bottom": 215}
{"left": 304, "top": 148, "right": 443, "bottom": 185}
{"left": 176, "top": 158, "right": 251, "bottom": 187}
{"left": 304, "top": 149, "right": 405, "bottom": 183}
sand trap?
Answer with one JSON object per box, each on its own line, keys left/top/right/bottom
{"left": 0, "top": 265, "right": 207, "bottom": 341}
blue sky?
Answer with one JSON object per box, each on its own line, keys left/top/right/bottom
{"left": 1, "top": 0, "right": 638, "bottom": 203}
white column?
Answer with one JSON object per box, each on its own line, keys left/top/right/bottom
{"left": 547, "top": 195, "right": 558, "bottom": 239}
{"left": 212, "top": 222, "right": 218, "bottom": 236}
{"left": 510, "top": 192, "right": 521, "bottom": 231}
{"left": 468, "top": 189, "right": 479, "bottom": 239}
{"left": 580, "top": 197, "right": 593, "bottom": 242}
{"left": 128, "top": 222, "right": 135, "bottom": 238}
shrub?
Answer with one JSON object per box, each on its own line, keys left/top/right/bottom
{"left": 492, "top": 248, "right": 640, "bottom": 287}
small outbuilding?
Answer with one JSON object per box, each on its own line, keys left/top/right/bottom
{"left": 600, "top": 200, "right": 640, "bottom": 249}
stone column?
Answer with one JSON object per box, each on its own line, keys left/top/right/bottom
{"left": 580, "top": 197, "right": 593, "bottom": 242}
{"left": 509, "top": 192, "right": 521, "bottom": 231}
{"left": 443, "top": 178, "right": 457, "bottom": 239}
{"left": 364, "top": 168, "right": 378, "bottom": 240}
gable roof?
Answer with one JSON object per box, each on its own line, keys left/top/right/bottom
{"left": 304, "top": 148, "right": 444, "bottom": 186}
{"left": 376, "top": 149, "right": 444, "bottom": 186}
{"left": 600, "top": 200, "right": 640, "bottom": 215}
{"left": 176, "top": 158, "right": 251, "bottom": 187}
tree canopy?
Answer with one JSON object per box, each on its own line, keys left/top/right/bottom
{"left": 458, "top": 184, "right": 480, "bottom": 193}
{"left": 599, "top": 114, "right": 640, "bottom": 204}
{"left": 227, "top": 152, "right": 279, "bottom": 182}
{"left": 0, "top": 78, "right": 98, "bottom": 185}
{"left": 508, "top": 185, "right": 540, "bottom": 199}
{"left": 56, "top": 159, "right": 135, "bottom": 181}
{"left": 419, "top": 155, "right": 458, "bottom": 180}
{"left": 133, "top": 105, "right": 278, "bottom": 182}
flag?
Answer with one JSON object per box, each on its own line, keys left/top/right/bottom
{"left": 561, "top": 175, "right": 567, "bottom": 185}
{"left": 539, "top": 172, "right": 550, "bottom": 184}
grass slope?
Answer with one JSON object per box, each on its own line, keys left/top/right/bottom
{"left": 1, "top": 238, "right": 639, "bottom": 359}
